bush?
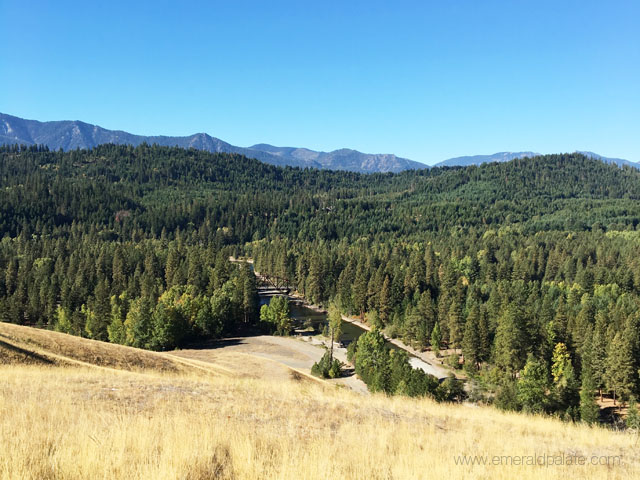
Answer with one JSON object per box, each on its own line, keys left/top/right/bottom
{"left": 444, "top": 354, "right": 462, "bottom": 370}
{"left": 436, "top": 376, "right": 466, "bottom": 402}
{"left": 494, "top": 378, "right": 521, "bottom": 411}
{"left": 384, "top": 323, "right": 400, "bottom": 339}
{"left": 311, "top": 351, "right": 342, "bottom": 379}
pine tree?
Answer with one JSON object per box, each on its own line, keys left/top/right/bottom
{"left": 430, "top": 322, "right": 442, "bottom": 357}
{"left": 606, "top": 332, "right": 635, "bottom": 405}
{"left": 165, "top": 247, "right": 181, "bottom": 289}
{"left": 352, "top": 260, "right": 369, "bottom": 319}
{"left": 477, "top": 306, "right": 491, "bottom": 363}
{"left": 579, "top": 366, "right": 600, "bottom": 424}
{"left": 327, "top": 302, "right": 343, "bottom": 362}
{"left": 111, "top": 247, "right": 127, "bottom": 293}
{"left": 517, "top": 354, "right": 549, "bottom": 413}
{"left": 242, "top": 266, "right": 258, "bottom": 324}
{"left": 551, "top": 296, "right": 569, "bottom": 346}
{"left": 107, "top": 295, "right": 127, "bottom": 345}
{"left": 462, "top": 303, "right": 481, "bottom": 370}
{"left": 591, "top": 313, "right": 608, "bottom": 399}
{"left": 448, "top": 297, "right": 464, "bottom": 348}
{"left": 85, "top": 279, "right": 110, "bottom": 341}
{"left": 416, "top": 290, "right": 436, "bottom": 345}
{"left": 306, "top": 251, "right": 324, "bottom": 304}
{"left": 379, "top": 276, "right": 391, "bottom": 325}
{"left": 494, "top": 304, "right": 526, "bottom": 373}
{"left": 187, "top": 248, "right": 205, "bottom": 293}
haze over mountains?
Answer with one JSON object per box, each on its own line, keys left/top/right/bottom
{"left": 1, "top": 112, "right": 636, "bottom": 172}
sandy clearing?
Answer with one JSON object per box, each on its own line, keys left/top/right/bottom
{"left": 172, "top": 335, "right": 369, "bottom": 394}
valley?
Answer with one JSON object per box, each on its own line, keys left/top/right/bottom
{"left": 2, "top": 144, "right": 640, "bottom": 478}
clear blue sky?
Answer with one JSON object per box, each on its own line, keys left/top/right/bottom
{"left": 1, "top": 0, "right": 638, "bottom": 165}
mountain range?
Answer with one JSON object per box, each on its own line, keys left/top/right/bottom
{"left": 1, "top": 112, "right": 637, "bottom": 172}
{"left": 0, "top": 113, "right": 424, "bottom": 173}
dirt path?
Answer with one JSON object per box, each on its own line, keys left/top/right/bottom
{"left": 171, "top": 335, "right": 369, "bottom": 395}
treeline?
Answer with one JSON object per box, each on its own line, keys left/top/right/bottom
{"left": 4, "top": 145, "right": 640, "bottom": 244}
{"left": 0, "top": 225, "right": 258, "bottom": 350}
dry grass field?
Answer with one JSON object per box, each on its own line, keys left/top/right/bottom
{"left": 1, "top": 322, "right": 639, "bottom": 480}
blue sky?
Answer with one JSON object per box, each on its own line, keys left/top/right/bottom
{"left": 1, "top": 1, "right": 638, "bottom": 165}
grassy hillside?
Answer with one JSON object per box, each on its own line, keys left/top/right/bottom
{"left": 1, "top": 323, "right": 638, "bottom": 479}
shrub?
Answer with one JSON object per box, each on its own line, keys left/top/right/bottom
{"left": 311, "top": 351, "right": 342, "bottom": 379}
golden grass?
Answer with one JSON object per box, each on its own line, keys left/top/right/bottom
{"left": 0, "top": 322, "right": 198, "bottom": 373}
{"left": 1, "top": 324, "right": 639, "bottom": 479}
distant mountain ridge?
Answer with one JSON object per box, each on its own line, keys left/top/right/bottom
{"left": 0, "top": 113, "right": 425, "bottom": 173}
{"left": 434, "top": 152, "right": 540, "bottom": 167}
{"left": 576, "top": 151, "right": 640, "bottom": 169}
{"left": 3, "top": 113, "right": 636, "bottom": 172}
{"left": 435, "top": 151, "right": 640, "bottom": 169}
{"left": 248, "top": 143, "right": 420, "bottom": 173}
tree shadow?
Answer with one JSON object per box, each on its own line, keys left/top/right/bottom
{"left": 600, "top": 405, "right": 623, "bottom": 425}
{"left": 182, "top": 338, "right": 246, "bottom": 350}
{"left": 0, "top": 339, "right": 55, "bottom": 364}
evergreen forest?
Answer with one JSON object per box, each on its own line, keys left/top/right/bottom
{"left": 3, "top": 143, "right": 640, "bottom": 420}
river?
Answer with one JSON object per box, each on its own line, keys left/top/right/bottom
{"left": 234, "top": 258, "right": 450, "bottom": 379}
{"left": 259, "top": 291, "right": 370, "bottom": 345}
{"left": 258, "top": 289, "right": 450, "bottom": 379}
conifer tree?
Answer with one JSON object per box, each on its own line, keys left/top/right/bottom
{"left": 448, "top": 298, "right": 464, "bottom": 348}
{"left": 590, "top": 312, "right": 608, "bottom": 399}
{"left": 327, "top": 302, "right": 343, "bottom": 362}
{"left": 579, "top": 365, "right": 600, "bottom": 424}
{"left": 494, "top": 304, "right": 526, "bottom": 373}
{"left": 517, "top": 354, "right": 549, "bottom": 413}
{"left": 379, "top": 276, "right": 391, "bottom": 325}
{"left": 430, "top": 322, "right": 442, "bottom": 357}
{"left": 606, "top": 332, "right": 635, "bottom": 405}
{"left": 462, "top": 303, "right": 481, "bottom": 370}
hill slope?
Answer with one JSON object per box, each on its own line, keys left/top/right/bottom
{"left": 1, "top": 323, "right": 637, "bottom": 479}
{"left": 0, "top": 321, "right": 207, "bottom": 373}
{"left": 0, "top": 112, "right": 425, "bottom": 172}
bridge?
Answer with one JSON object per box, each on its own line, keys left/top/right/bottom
{"left": 256, "top": 272, "right": 291, "bottom": 295}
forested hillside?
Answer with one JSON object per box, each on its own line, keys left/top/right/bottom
{"left": 2, "top": 143, "right": 640, "bottom": 420}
